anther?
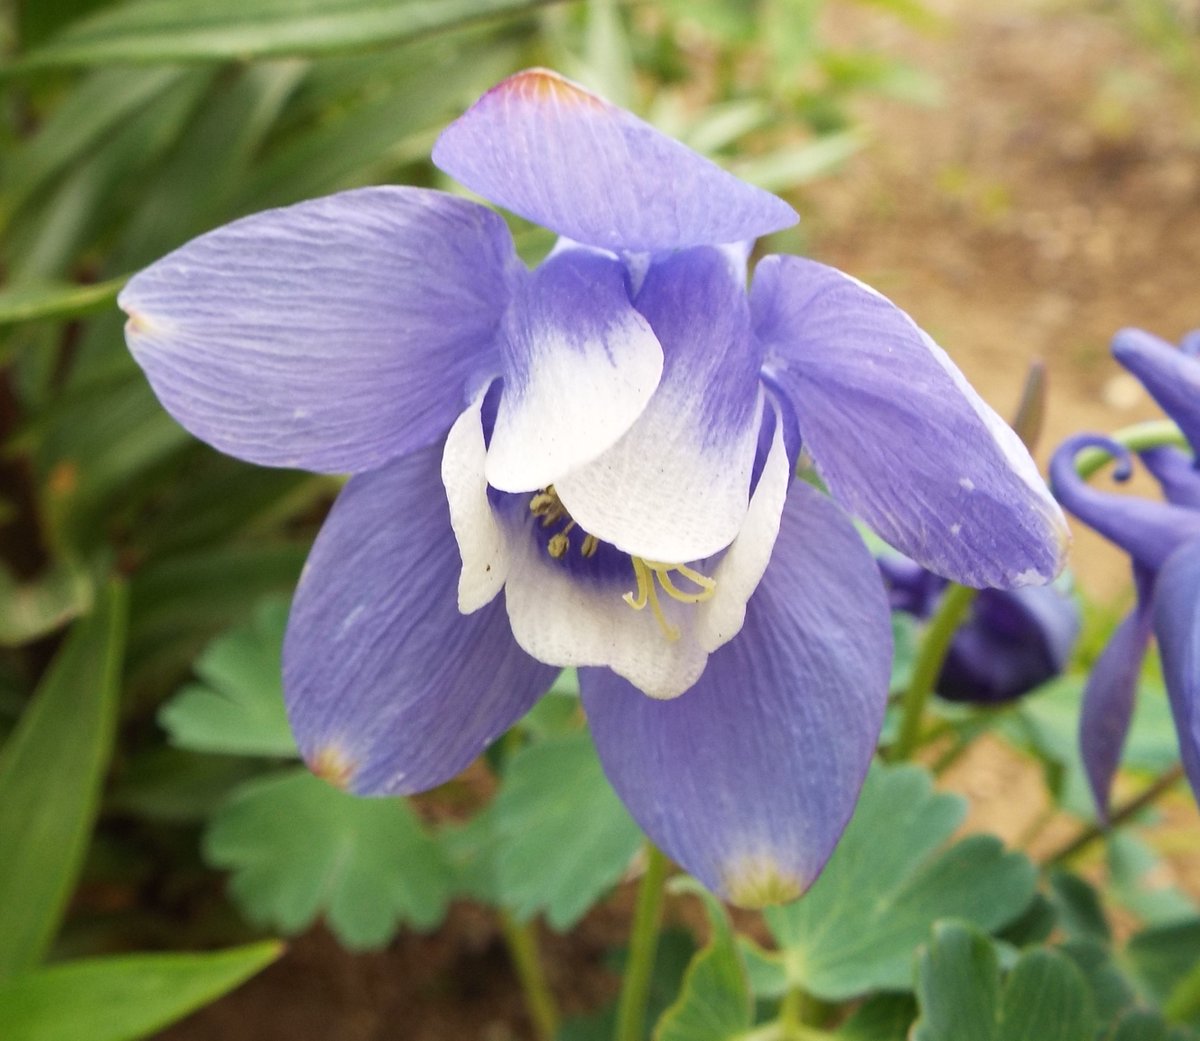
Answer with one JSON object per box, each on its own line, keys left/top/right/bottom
{"left": 581, "top": 534, "right": 599, "bottom": 558}
{"left": 548, "top": 533, "right": 570, "bottom": 558}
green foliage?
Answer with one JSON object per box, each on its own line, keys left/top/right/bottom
{"left": 0, "top": 583, "right": 127, "bottom": 980}
{"left": 759, "top": 762, "right": 1037, "bottom": 1000}
{"left": 159, "top": 597, "right": 296, "bottom": 758}
{"left": 458, "top": 732, "right": 643, "bottom": 930}
{"left": 13, "top": 0, "right": 562, "bottom": 68}
{"left": 913, "top": 921, "right": 1097, "bottom": 1041}
{"left": 653, "top": 888, "right": 753, "bottom": 1041}
{"left": 0, "top": 942, "right": 282, "bottom": 1041}
{"left": 205, "top": 768, "right": 450, "bottom": 948}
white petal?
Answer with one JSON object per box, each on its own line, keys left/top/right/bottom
{"left": 502, "top": 523, "right": 710, "bottom": 700}
{"left": 442, "top": 393, "right": 508, "bottom": 613}
{"left": 696, "top": 399, "right": 791, "bottom": 652}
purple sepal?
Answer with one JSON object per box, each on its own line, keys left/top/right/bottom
{"left": 432, "top": 69, "right": 797, "bottom": 253}
{"left": 1050, "top": 435, "right": 1200, "bottom": 573}
{"left": 1152, "top": 538, "right": 1200, "bottom": 805}
{"left": 580, "top": 479, "right": 891, "bottom": 907}
{"left": 1079, "top": 566, "right": 1155, "bottom": 820}
{"left": 1112, "top": 328, "right": 1200, "bottom": 453}
{"left": 283, "top": 444, "right": 557, "bottom": 795}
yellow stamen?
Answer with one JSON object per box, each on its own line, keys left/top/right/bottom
{"left": 646, "top": 561, "right": 717, "bottom": 604}
{"left": 581, "top": 534, "right": 599, "bottom": 558}
{"left": 548, "top": 532, "right": 570, "bottom": 558}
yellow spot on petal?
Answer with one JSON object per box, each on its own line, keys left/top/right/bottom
{"left": 311, "top": 746, "right": 356, "bottom": 791}
{"left": 503, "top": 68, "right": 606, "bottom": 110}
{"left": 722, "top": 855, "right": 805, "bottom": 909}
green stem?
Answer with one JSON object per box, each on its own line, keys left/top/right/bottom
{"left": 499, "top": 911, "right": 559, "bottom": 1041}
{"left": 891, "top": 583, "right": 978, "bottom": 761}
{"left": 614, "top": 843, "right": 670, "bottom": 1041}
{"left": 1073, "top": 419, "right": 1187, "bottom": 479}
{"left": 1044, "top": 763, "right": 1186, "bottom": 865}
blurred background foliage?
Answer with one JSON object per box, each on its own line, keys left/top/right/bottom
{"left": 1, "top": 0, "right": 1200, "bottom": 1039}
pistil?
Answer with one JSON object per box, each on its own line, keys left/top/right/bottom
{"left": 623, "top": 557, "right": 716, "bottom": 642}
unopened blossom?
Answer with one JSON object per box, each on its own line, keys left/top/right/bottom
{"left": 879, "top": 554, "right": 1079, "bottom": 705}
{"left": 1050, "top": 328, "right": 1200, "bottom": 817}
{"left": 121, "top": 69, "right": 1067, "bottom": 905}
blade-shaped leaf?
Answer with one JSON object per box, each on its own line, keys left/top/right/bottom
{"left": 16, "top": 0, "right": 564, "bottom": 68}
{"left": 0, "top": 941, "right": 281, "bottom": 1041}
{"left": 762, "top": 763, "right": 1037, "bottom": 1000}
{"left": 204, "top": 768, "right": 449, "bottom": 949}
{"left": 159, "top": 598, "right": 296, "bottom": 758}
{"left": 0, "top": 582, "right": 127, "bottom": 980}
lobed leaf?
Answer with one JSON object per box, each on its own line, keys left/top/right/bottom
{"left": 762, "top": 762, "right": 1037, "bottom": 1000}
{"left": 204, "top": 768, "right": 449, "bottom": 949}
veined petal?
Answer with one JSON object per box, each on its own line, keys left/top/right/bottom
{"left": 284, "top": 444, "right": 557, "bottom": 795}
{"left": 1050, "top": 435, "right": 1200, "bottom": 572}
{"left": 120, "top": 187, "right": 517, "bottom": 474}
{"left": 442, "top": 390, "right": 508, "bottom": 613}
{"left": 695, "top": 396, "right": 792, "bottom": 652}
{"left": 502, "top": 511, "right": 709, "bottom": 700}
{"left": 556, "top": 247, "right": 763, "bottom": 562}
{"left": 1152, "top": 538, "right": 1200, "bottom": 804}
{"left": 1140, "top": 446, "right": 1200, "bottom": 509}
{"left": 1079, "top": 567, "right": 1155, "bottom": 820}
{"left": 752, "top": 255, "right": 1068, "bottom": 588}
{"left": 581, "top": 480, "right": 891, "bottom": 907}
{"left": 485, "top": 249, "right": 663, "bottom": 493}
{"left": 431, "top": 68, "right": 797, "bottom": 253}
{"left": 1112, "top": 328, "right": 1200, "bottom": 453}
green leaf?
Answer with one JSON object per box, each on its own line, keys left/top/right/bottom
{"left": 913, "top": 921, "right": 1096, "bottom": 1041}
{"left": 489, "top": 732, "right": 643, "bottom": 929}
{"left": 205, "top": 768, "right": 449, "bottom": 949}
{"left": 159, "top": 598, "right": 296, "bottom": 758}
{"left": 1126, "top": 919, "right": 1200, "bottom": 1026}
{"left": 1049, "top": 870, "right": 1111, "bottom": 944}
{"left": 0, "top": 276, "right": 126, "bottom": 327}
{"left": 2, "top": 67, "right": 184, "bottom": 222}
{"left": 16, "top": 0, "right": 563, "bottom": 69}
{"left": 108, "top": 748, "right": 264, "bottom": 823}
{"left": 762, "top": 763, "right": 1037, "bottom": 1000}
{"left": 0, "top": 560, "right": 93, "bottom": 646}
{"left": 0, "top": 582, "right": 127, "bottom": 980}
{"left": 835, "top": 994, "right": 917, "bottom": 1040}
{"left": 653, "top": 888, "right": 752, "bottom": 1041}
{"left": 0, "top": 941, "right": 281, "bottom": 1041}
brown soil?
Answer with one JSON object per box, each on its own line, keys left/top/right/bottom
{"left": 160, "top": 2, "right": 1200, "bottom": 1037}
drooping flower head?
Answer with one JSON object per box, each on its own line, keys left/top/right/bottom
{"left": 120, "top": 69, "right": 1067, "bottom": 905}
{"left": 1050, "top": 328, "right": 1200, "bottom": 818}
{"left": 879, "top": 554, "right": 1079, "bottom": 705}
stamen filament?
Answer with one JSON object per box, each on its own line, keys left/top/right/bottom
{"left": 622, "top": 557, "right": 716, "bottom": 642}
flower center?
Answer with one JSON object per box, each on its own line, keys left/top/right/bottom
{"left": 528, "top": 487, "right": 717, "bottom": 642}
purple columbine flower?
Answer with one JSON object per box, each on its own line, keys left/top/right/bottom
{"left": 879, "top": 554, "right": 1079, "bottom": 705}
{"left": 1050, "top": 327, "right": 1200, "bottom": 819}
{"left": 119, "top": 69, "right": 1067, "bottom": 906}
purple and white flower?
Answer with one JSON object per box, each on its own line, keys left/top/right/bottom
{"left": 120, "top": 69, "right": 1067, "bottom": 905}
{"left": 1051, "top": 328, "right": 1200, "bottom": 818}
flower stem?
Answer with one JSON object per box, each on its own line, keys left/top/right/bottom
{"left": 891, "top": 583, "right": 978, "bottom": 761}
{"left": 499, "top": 911, "right": 559, "bottom": 1041}
{"left": 1073, "top": 419, "right": 1187, "bottom": 479}
{"left": 1044, "top": 763, "right": 1186, "bottom": 865}
{"left": 613, "top": 843, "right": 670, "bottom": 1041}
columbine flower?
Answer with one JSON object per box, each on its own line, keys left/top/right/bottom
{"left": 879, "top": 554, "right": 1079, "bottom": 705}
{"left": 120, "top": 69, "right": 1066, "bottom": 905}
{"left": 1050, "top": 328, "right": 1200, "bottom": 817}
